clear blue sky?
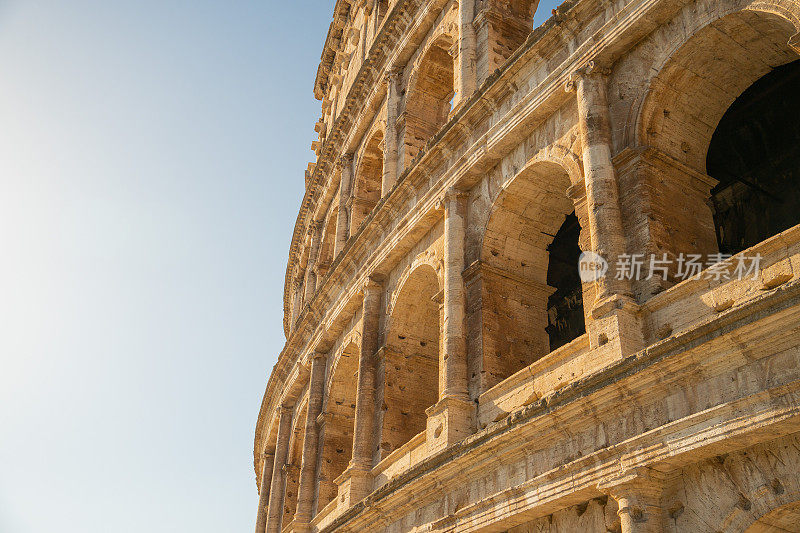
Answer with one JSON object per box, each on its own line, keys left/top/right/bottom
{"left": 0, "top": 2, "right": 559, "bottom": 532}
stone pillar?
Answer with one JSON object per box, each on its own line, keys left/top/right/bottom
{"left": 455, "top": 0, "right": 477, "bottom": 108}
{"left": 599, "top": 470, "right": 666, "bottom": 533}
{"left": 426, "top": 189, "right": 473, "bottom": 453}
{"left": 254, "top": 449, "right": 275, "bottom": 533}
{"left": 566, "top": 61, "right": 644, "bottom": 358}
{"left": 335, "top": 154, "right": 354, "bottom": 256}
{"left": 265, "top": 406, "right": 294, "bottom": 533}
{"left": 344, "top": 277, "right": 382, "bottom": 503}
{"left": 313, "top": 412, "right": 338, "bottom": 513}
{"left": 567, "top": 61, "right": 632, "bottom": 308}
{"left": 382, "top": 69, "right": 401, "bottom": 196}
{"left": 304, "top": 222, "right": 323, "bottom": 302}
{"left": 290, "top": 278, "right": 304, "bottom": 328}
{"left": 293, "top": 352, "right": 328, "bottom": 531}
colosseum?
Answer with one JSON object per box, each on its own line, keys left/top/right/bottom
{"left": 254, "top": 0, "right": 800, "bottom": 531}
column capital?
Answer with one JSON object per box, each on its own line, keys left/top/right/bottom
{"left": 277, "top": 404, "right": 293, "bottom": 416}
{"left": 384, "top": 66, "right": 403, "bottom": 85}
{"left": 598, "top": 468, "right": 667, "bottom": 532}
{"left": 361, "top": 275, "right": 383, "bottom": 295}
{"left": 437, "top": 187, "right": 469, "bottom": 210}
{"left": 565, "top": 60, "right": 612, "bottom": 92}
{"left": 336, "top": 153, "right": 354, "bottom": 169}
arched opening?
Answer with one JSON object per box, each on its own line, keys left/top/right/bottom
{"left": 494, "top": 0, "right": 538, "bottom": 55}
{"left": 545, "top": 212, "right": 585, "bottom": 351}
{"left": 316, "top": 342, "right": 358, "bottom": 513}
{"left": 282, "top": 405, "right": 306, "bottom": 528}
{"left": 480, "top": 162, "right": 585, "bottom": 390}
{"left": 636, "top": 10, "right": 799, "bottom": 264}
{"left": 477, "top": 0, "right": 538, "bottom": 76}
{"left": 351, "top": 130, "right": 384, "bottom": 233}
{"left": 707, "top": 59, "right": 800, "bottom": 255}
{"left": 380, "top": 265, "right": 441, "bottom": 458}
{"left": 317, "top": 207, "right": 338, "bottom": 278}
{"left": 402, "top": 36, "right": 455, "bottom": 169}
{"left": 743, "top": 500, "right": 800, "bottom": 533}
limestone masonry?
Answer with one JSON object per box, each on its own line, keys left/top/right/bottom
{"left": 254, "top": 0, "right": 800, "bottom": 531}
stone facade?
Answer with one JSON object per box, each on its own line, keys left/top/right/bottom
{"left": 255, "top": 0, "right": 800, "bottom": 531}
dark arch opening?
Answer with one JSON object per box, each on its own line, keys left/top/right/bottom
{"left": 545, "top": 212, "right": 585, "bottom": 351}
{"left": 707, "top": 59, "right": 800, "bottom": 255}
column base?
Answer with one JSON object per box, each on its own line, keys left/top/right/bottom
{"left": 589, "top": 294, "right": 645, "bottom": 358}
{"left": 335, "top": 465, "right": 373, "bottom": 509}
{"left": 287, "top": 523, "right": 311, "bottom": 533}
{"left": 425, "top": 396, "right": 474, "bottom": 454}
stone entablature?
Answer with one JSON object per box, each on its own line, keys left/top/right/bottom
{"left": 257, "top": 0, "right": 800, "bottom": 531}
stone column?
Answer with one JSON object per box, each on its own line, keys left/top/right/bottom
{"left": 566, "top": 61, "right": 644, "bottom": 357}
{"left": 567, "top": 61, "right": 633, "bottom": 309}
{"left": 335, "top": 154, "right": 354, "bottom": 257}
{"left": 290, "top": 278, "right": 304, "bottom": 328}
{"left": 254, "top": 449, "right": 275, "bottom": 533}
{"left": 441, "top": 189, "right": 469, "bottom": 401}
{"left": 455, "top": 0, "right": 477, "bottom": 108}
{"left": 426, "top": 189, "right": 473, "bottom": 453}
{"left": 599, "top": 470, "right": 666, "bottom": 533}
{"left": 382, "top": 69, "right": 401, "bottom": 196}
{"left": 293, "top": 351, "right": 327, "bottom": 531}
{"left": 345, "top": 277, "right": 382, "bottom": 503}
{"left": 304, "top": 222, "right": 323, "bottom": 302}
{"left": 265, "top": 405, "right": 293, "bottom": 533}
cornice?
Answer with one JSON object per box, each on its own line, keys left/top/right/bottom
{"left": 314, "top": 1, "right": 355, "bottom": 101}
{"left": 283, "top": 0, "right": 419, "bottom": 339}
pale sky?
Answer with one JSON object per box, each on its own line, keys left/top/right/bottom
{"left": 0, "top": 2, "right": 558, "bottom": 532}
{"left": 0, "top": 2, "right": 329, "bottom": 531}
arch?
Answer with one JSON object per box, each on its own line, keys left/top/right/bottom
{"left": 402, "top": 33, "right": 456, "bottom": 169}
{"left": 479, "top": 160, "right": 586, "bottom": 390}
{"left": 706, "top": 59, "right": 800, "bottom": 255}
{"left": 743, "top": 501, "right": 800, "bottom": 532}
{"left": 634, "top": 5, "right": 799, "bottom": 173}
{"left": 387, "top": 251, "right": 443, "bottom": 318}
{"left": 316, "top": 340, "right": 359, "bottom": 513}
{"left": 351, "top": 128, "right": 384, "bottom": 233}
{"left": 380, "top": 263, "right": 442, "bottom": 458}
{"left": 629, "top": 2, "right": 800, "bottom": 263}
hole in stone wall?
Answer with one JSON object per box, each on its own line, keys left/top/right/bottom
{"left": 707, "top": 59, "right": 800, "bottom": 255}
{"left": 545, "top": 212, "right": 586, "bottom": 351}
